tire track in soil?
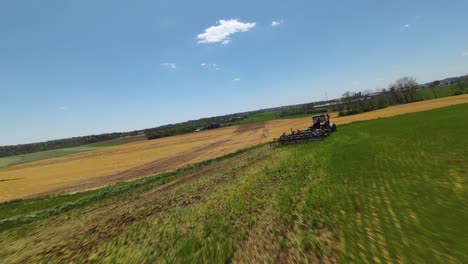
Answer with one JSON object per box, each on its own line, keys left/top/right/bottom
{"left": 34, "top": 139, "right": 233, "bottom": 198}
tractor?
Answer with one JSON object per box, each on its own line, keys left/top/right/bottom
{"left": 311, "top": 114, "right": 337, "bottom": 133}
{"left": 271, "top": 114, "right": 337, "bottom": 146}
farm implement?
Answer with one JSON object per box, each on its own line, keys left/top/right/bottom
{"left": 271, "top": 114, "right": 337, "bottom": 146}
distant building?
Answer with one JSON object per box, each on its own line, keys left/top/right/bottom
{"left": 312, "top": 100, "right": 341, "bottom": 109}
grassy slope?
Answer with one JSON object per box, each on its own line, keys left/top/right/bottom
{"left": 301, "top": 103, "right": 467, "bottom": 263}
{"left": 0, "top": 104, "right": 466, "bottom": 263}
{"left": 0, "top": 145, "right": 260, "bottom": 230}
{"left": 417, "top": 84, "right": 454, "bottom": 100}
{"left": 0, "top": 143, "right": 119, "bottom": 169}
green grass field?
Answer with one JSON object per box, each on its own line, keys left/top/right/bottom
{"left": 0, "top": 143, "right": 120, "bottom": 169}
{"left": 417, "top": 84, "right": 455, "bottom": 100}
{"left": 0, "top": 104, "right": 466, "bottom": 263}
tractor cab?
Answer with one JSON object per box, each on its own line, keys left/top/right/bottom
{"left": 311, "top": 114, "right": 329, "bottom": 129}
{"left": 310, "top": 114, "right": 336, "bottom": 132}
{"left": 312, "top": 114, "right": 329, "bottom": 125}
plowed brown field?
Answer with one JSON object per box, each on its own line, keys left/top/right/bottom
{"left": 1, "top": 94, "right": 467, "bottom": 202}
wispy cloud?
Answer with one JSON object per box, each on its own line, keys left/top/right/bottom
{"left": 160, "top": 62, "right": 177, "bottom": 69}
{"left": 271, "top": 20, "right": 283, "bottom": 27}
{"left": 201, "top": 63, "right": 220, "bottom": 70}
{"left": 462, "top": 52, "right": 468, "bottom": 56}
{"left": 58, "top": 106, "right": 67, "bottom": 110}
{"left": 233, "top": 77, "right": 241, "bottom": 81}
{"left": 197, "top": 19, "right": 256, "bottom": 44}
{"left": 403, "top": 24, "right": 410, "bottom": 28}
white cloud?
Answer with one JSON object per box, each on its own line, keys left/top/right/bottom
{"left": 271, "top": 20, "right": 283, "bottom": 27}
{"left": 233, "top": 77, "right": 241, "bottom": 81}
{"left": 58, "top": 106, "right": 67, "bottom": 110}
{"left": 462, "top": 52, "right": 468, "bottom": 56}
{"left": 160, "top": 62, "right": 177, "bottom": 69}
{"left": 403, "top": 24, "right": 410, "bottom": 28}
{"left": 197, "top": 19, "right": 256, "bottom": 44}
{"left": 201, "top": 63, "right": 220, "bottom": 70}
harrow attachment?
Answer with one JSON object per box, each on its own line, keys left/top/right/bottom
{"left": 271, "top": 114, "right": 337, "bottom": 146}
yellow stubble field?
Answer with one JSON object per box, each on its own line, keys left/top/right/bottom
{"left": 1, "top": 94, "right": 467, "bottom": 202}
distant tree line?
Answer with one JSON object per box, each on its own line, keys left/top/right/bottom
{"left": 338, "top": 77, "right": 422, "bottom": 116}
{"left": 145, "top": 114, "right": 246, "bottom": 140}
{"left": 338, "top": 76, "right": 468, "bottom": 116}
{"left": 451, "top": 76, "right": 468, "bottom": 95}
{"left": 0, "top": 133, "right": 127, "bottom": 158}
{"left": 0, "top": 114, "right": 247, "bottom": 157}
{"left": 277, "top": 103, "right": 329, "bottom": 117}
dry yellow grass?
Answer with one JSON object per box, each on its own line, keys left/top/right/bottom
{"left": 1, "top": 94, "right": 467, "bottom": 202}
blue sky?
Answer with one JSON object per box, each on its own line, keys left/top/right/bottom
{"left": 1, "top": 0, "right": 467, "bottom": 145}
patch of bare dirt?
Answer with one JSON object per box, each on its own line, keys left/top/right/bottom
{"left": 104, "top": 139, "right": 233, "bottom": 182}
{"left": 28, "top": 139, "right": 233, "bottom": 198}
{"left": 100, "top": 136, "right": 147, "bottom": 145}
{"left": 235, "top": 122, "right": 266, "bottom": 133}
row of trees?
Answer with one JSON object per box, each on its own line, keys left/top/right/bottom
{"left": 0, "top": 133, "right": 127, "bottom": 158}
{"left": 145, "top": 114, "right": 245, "bottom": 140}
{"left": 451, "top": 76, "right": 468, "bottom": 95}
{"left": 338, "top": 76, "right": 468, "bottom": 116}
{"left": 277, "top": 102, "right": 329, "bottom": 117}
{"left": 1, "top": 114, "right": 248, "bottom": 156}
{"left": 338, "top": 77, "right": 421, "bottom": 116}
